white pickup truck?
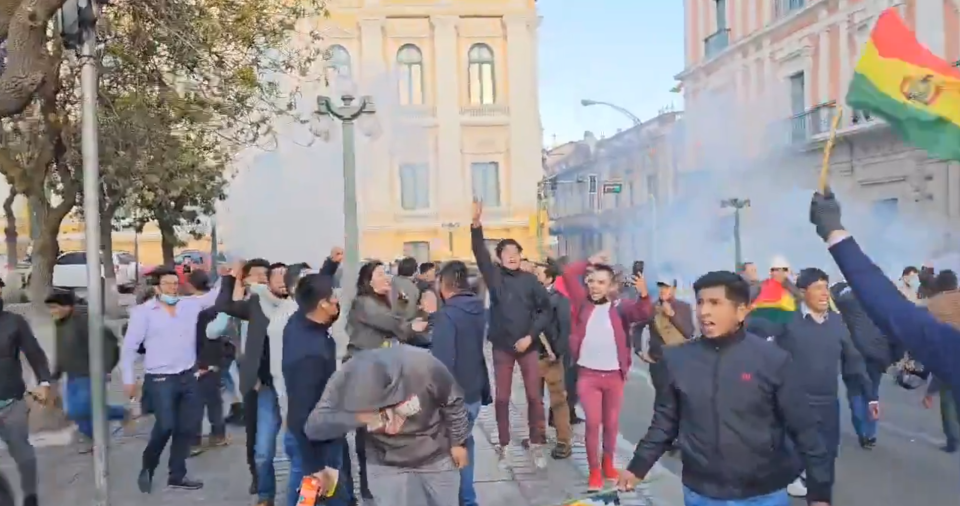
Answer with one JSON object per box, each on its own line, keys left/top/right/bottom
{"left": 51, "top": 251, "right": 141, "bottom": 295}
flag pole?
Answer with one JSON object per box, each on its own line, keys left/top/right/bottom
{"left": 818, "top": 105, "right": 844, "bottom": 192}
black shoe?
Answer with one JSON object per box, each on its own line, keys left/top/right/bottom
{"left": 168, "top": 477, "right": 204, "bottom": 490}
{"left": 248, "top": 477, "right": 258, "bottom": 495}
{"left": 942, "top": 441, "right": 958, "bottom": 453}
{"left": 22, "top": 494, "right": 37, "bottom": 506}
{"left": 360, "top": 485, "right": 373, "bottom": 500}
{"left": 858, "top": 436, "right": 874, "bottom": 449}
{"left": 225, "top": 403, "right": 245, "bottom": 426}
{"left": 137, "top": 469, "right": 153, "bottom": 494}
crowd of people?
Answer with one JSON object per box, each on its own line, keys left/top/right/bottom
{"left": 3, "top": 190, "right": 960, "bottom": 506}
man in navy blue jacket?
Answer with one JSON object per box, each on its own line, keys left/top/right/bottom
{"left": 282, "top": 273, "right": 351, "bottom": 506}
{"left": 810, "top": 189, "right": 960, "bottom": 416}
{"left": 429, "top": 260, "right": 490, "bottom": 506}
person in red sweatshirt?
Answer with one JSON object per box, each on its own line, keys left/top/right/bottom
{"left": 562, "top": 251, "right": 653, "bottom": 491}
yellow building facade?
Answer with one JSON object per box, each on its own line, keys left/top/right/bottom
{"left": 317, "top": 0, "right": 544, "bottom": 262}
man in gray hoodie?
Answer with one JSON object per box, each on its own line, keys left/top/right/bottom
{"left": 304, "top": 345, "right": 469, "bottom": 506}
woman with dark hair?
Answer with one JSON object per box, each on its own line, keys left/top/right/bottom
{"left": 344, "top": 260, "right": 428, "bottom": 500}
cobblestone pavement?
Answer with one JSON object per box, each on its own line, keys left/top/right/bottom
{"left": 481, "top": 344, "right": 679, "bottom": 506}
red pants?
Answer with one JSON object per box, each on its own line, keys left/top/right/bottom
{"left": 577, "top": 367, "right": 625, "bottom": 469}
{"left": 492, "top": 348, "right": 545, "bottom": 446}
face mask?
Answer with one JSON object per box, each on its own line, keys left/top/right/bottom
{"left": 159, "top": 294, "right": 180, "bottom": 305}
{"left": 905, "top": 274, "right": 919, "bottom": 287}
{"left": 249, "top": 283, "right": 269, "bottom": 296}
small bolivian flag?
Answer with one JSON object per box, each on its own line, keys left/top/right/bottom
{"left": 846, "top": 8, "right": 960, "bottom": 161}
{"left": 750, "top": 279, "right": 797, "bottom": 325}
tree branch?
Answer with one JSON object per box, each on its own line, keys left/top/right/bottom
{"left": 0, "top": 0, "right": 67, "bottom": 118}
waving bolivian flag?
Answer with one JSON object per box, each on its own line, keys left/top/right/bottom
{"left": 846, "top": 8, "right": 960, "bottom": 161}
{"left": 750, "top": 279, "right": 797, "bottom": 325}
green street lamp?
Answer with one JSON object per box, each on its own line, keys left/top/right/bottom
{"left": 721, "top": 198, "right": 751, "bottom": 269}
{"left": 314, "top": 80, "right": 379, "bottom": 327}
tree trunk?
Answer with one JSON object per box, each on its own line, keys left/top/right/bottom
{"left": 2, "top": 190, "right": 18, "bottom": 299}
{"left": 3, "top": 189, "right": 17, "bottom": 270}
{"left": 158, "top": 219, "right": 177, "bottom": 266}
{"left": 100, "top": 207, "right": 122, "bottom": 316}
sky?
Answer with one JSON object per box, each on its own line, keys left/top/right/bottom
{"left": 537, "top": 1, "right": 685, "bottom": 147}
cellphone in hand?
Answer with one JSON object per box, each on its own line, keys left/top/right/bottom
{"left": 632, "top": 261, "right": 645, "bottom": 277}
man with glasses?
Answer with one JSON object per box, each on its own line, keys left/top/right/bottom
{"left": 121, "top": 266, "right": 221, "bottom": 493}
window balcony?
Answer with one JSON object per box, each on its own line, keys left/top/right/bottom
{"left": 460, "top": 104, "right": 510, "bottom": 117}
{"left": 790, "top": 102, "right": 836, "bottom": 144}
{"left": 397, "top": 104, "right": 436, "bottom": 119}
{"left": 704, "top": 29, "right": 730, "bottom": 60}
{"left": 850, "top": 108, "right": 876, "bottom": 126}
{"left": 772, "top": 0, "right": 807, "bottom": 22}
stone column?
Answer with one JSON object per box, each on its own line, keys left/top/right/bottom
{"left": 504, "top": 14, "right": 542, "bottom": 216}
{"left": 817, "top": 8, "right": 830, "bottom": 106}
{"left": 916, "top": 0, "right": 945, "bottom": 57}
{"left": 430, "top": 15, "right": 465, "bottom": 213}
{"left": 358, "top": 18, "right": 391, "bottom": 221}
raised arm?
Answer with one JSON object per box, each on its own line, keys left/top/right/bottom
{"left": 812, "top": 190, "right": 960, "bottom": 388}
{"left": 215, "top": 275, "right": 252, "bottom": 320}
{"left": 469, "top": 200, "right": 502, "bottom": 290}
{"left": 561, "top": 260, "right": 590, "bottom": 315}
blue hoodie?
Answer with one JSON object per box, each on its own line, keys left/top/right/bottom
{"left": 281, "top": 310, "right": 341, "bottom": 475}
{"left": 430, "top": 292, "right": 490, "bottom": 405}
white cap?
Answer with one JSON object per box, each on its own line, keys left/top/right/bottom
{"left": 656, "top": 274, "right": 676, "bottom": 286}
{"left": 770, "top": 255, "right": 790, "bottom": 270}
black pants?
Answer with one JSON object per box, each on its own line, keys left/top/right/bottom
{"left": 192, "top": 371, "right": 225, "bottom": 446}
{"left": 142, "top": 370, "right": 200, "bottom": 480}
{"left": 243, "top": 390, "right": 259, "bottom": 481}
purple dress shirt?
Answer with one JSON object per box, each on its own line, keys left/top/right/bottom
{"left": 120, "top": 288, "right": 220, "bottom": 385}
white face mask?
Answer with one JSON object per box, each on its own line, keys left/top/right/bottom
{"left": 905, "top": 274, "right": 919, "bottom": 287}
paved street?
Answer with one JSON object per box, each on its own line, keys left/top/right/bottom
{"left": 618, "top": 360, "right": 959, "bottom": 506}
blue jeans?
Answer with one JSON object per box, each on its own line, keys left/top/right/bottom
{"left": 142, "top": 371, "right": 201, "bottom": 480}
{"left": 253, "top": 387, "right": 281, "bottom": 502}
{"left": 460, "top": 402, "right": 482, "bottom": 506}
{"left": 283, "top": 431, "right": 302, "bottom": 506}
{"left": 846, "top": 362, "right": 883, "bottom": 439}
{"left": 64, "top": 376, "right": 126, "bottom": 438}
{"left": 683, "top": 487, "right": 789, "bottom": 506}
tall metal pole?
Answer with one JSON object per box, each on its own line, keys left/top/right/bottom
{"left": 733, "top": 207, "right": 742, "bottom": 269}
{"left": 210, "top": 217, "right": 219, "bottom": 276}
{"left": 338, "top": 119, "right": 359, "bottom": 329}
{"left": 80, "top": 17, "right": 109, "bottom": 506}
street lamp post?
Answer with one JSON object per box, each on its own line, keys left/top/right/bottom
{"left": 720, "top": 198, "right": 751, "bottom": 269}
{"left": 60, "top": 0, "right": 107, "bottom": 504}
{"left": 580, "top": 99, "right": 643, "bottom": 126}
{"left": 315, "top": 89, "right": 377, "bottom": 332}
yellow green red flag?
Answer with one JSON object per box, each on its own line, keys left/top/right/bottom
{"left": 750, "top": 279, "right": 797, "bottom": 324}
{"left": 846, "top": 8, "right": 960, "bottom": 161}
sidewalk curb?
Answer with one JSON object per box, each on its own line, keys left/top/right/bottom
{"left": 478, "top": 345, "right": 681, "bottom": 506}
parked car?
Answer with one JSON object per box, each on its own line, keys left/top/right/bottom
{"left": 51, "top": 251, "right": 142, "bottom": 295}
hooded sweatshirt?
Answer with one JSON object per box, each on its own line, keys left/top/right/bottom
{"left": 304, "top": 346, "right": 469, "bottom": 468}
{"left": 429, "top": 292, "right": 490, "bottom": 404}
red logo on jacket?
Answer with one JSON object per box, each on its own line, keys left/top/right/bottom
{"left": 740, "top": 372, "right": 752, "bottom": 382}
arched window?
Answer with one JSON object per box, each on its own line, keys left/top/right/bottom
{"left": 397, "top": 44, "right": 424, "bottom": 106}
{"left": 467, "top": 43, "right": 495, "bottom": 105}
{"left": 325, "top": 45, "right": 352, "bottom": 80}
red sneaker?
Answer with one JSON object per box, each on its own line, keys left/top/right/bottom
{"left": 587, "top": 468, "right": 604, "bottom": 491}
{"left": 602, "top": 455, "right": 620, "bottom": 480}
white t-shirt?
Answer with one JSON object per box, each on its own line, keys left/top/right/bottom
{"left": 577, "top": 302, "right": 620, "bottom": 371}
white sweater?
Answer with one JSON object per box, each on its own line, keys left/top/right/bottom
{"left": 577, "top": 303, "right": 620, "bottom": 371}
{"left": 268, "top": 297, "right": 299, "bottom": 415}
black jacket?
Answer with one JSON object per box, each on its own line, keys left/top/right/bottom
{"left": 627, "top": 329, "right": 834, "bottom": 503}
{"left": 282, "top": 311, "right": 342, "bottom": 477}
{"left": 541, "top": 287, "right": 571, "bottom": 359}
{"left": 53, "top": 307, "right": 119, "bottom": 379}
{"left": 215, "top": 277, "right": 273, "bottom": 395}
{"left": 469, "top": 226, "right": 552, "bottom": 351}
{"left": 0, "top": 310, "right": 52, "bottom": 401}
{"left": 831, "top": 282, "right": 899, "bottom": 367}
{"left": 195, "top": 307, "right": 229, "bottom": 370}
{"left": 430, "top": 292, "right": 491, "bottom": 405}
